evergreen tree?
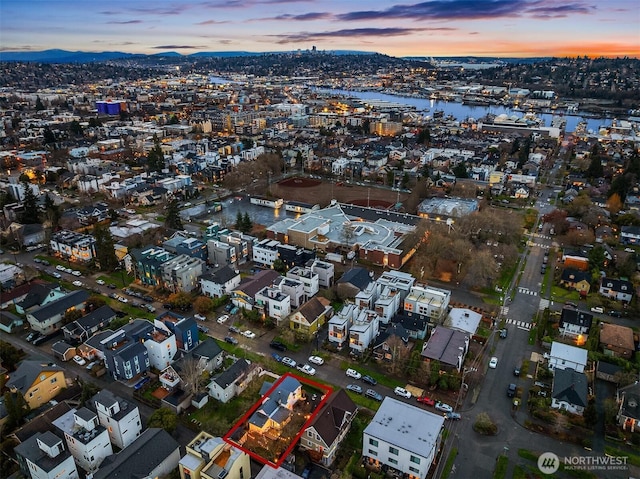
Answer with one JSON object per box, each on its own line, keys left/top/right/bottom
{"left": 43, "top": 194, "right": 60, "bottom": 229}
{"left": 42, "top": 127, "right": 56, "bottom": 145}
{"left": 93, "top": 223, "right": 119, "bottom": 271}
{"left": 235, "top": 211, "right": 243, "bottom": 231}
{"left": 242, "top": 212, "right": 253, "bottom": 233}
{"left": 35, "top": 96, "right": 45, "bottom": 111}
{"left": 147, "top": 135, "right": 165, "bottom": 172}
{"left": 164, "top": 199, "right": 183, "bottom": 230}
{"left": 69, "top": 120, "right": 83, "bottom": 136}
{"left": 20, "top": 182, "right": 40, "bottom": 224}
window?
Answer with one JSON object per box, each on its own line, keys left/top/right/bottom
{"left": 389, "top": 446, "right": 399, "bottom": 455}
{"left": 307, "top": 431, "right": 313, "bottom": 437}
{"left": 388, "top": 458, "right": 398, "bottom": 465}
{"left": 368, "top": 449, "right": 377, "bottom": 456}
{"left": 409, "top": 466, "right": 420, "bottom": 474}
{"left": 368, "top": 438, "right": 379, "bottom": 447}
{"left": 410, "top": 455, "right": 421, "bottom": 464}
{"left": 50, "top": 377, "right": 57, "bottom": 384}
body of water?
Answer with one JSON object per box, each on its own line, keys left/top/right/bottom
{"left": 318, "top": 88, "right": 614, "bottom": 133}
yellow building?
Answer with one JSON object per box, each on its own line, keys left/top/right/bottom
{"left": 7, "top": 361, "right": 67, "bottom": 410}
{"left": 179, "top": 431, "right": 251, "bottom": 479}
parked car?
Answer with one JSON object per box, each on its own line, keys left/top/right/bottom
{"left": 230, "top": 306, "right": 239, "bottom": 314}
{"left": 145, "top": 304, "right": 156, "bottom": 313}
{"left": 365, "top": 389, "right": 383, "bottom": 401}
{"left": 197, "top": 324, "right": 209, "bottom": 334}
{"left": 224, "top": 303, "right": 234, "bottom": 312}
{"left": 416, "top": 396, "right": 436, "bottom": 407}
{"left": 308, "top": 355, "right": 324, "bottom": 366}
{"left": 56, "top": 265, "right": 65, "bottom": 271}
{"left": 346, "top": 368, "right": 361, "bottom": 379}
{"left": 609, "top": 310, "right": 623, "bottom": 318}
{"left": 362, "top": 375, "right": 377, "bottom": 386}
{"left": 445, "top": 412, "right": 462, "bottom": 420}
{"left": 281, "top": 357, "right": 297, "bottom": 368}
{"left": 507, "top": 383, "right": 517, "bottom": 398}
{"left": 565, "top": 301, "right": 578, "bottom": 308}
{"left": 85, "top": 361, "right": 97, "bottom": 370}
{"left": 52, "top": 272, "right": 62, "bottom": 279}
{"left": 301, "top": 463, "right": 313, "bottom": 479}
{"left": 271, "top": 353, "right": 283, "bottom": 362}
{"left": 108, "top": 283, "right": 117, "bottom": 289}
{"left": 242, "top": 330, "right": 256, "bottom": 339}
{"left": 590, "top": 306, "right": 604, "bottom": 314}
{"left": 394, "top": 387, "right": 411, "bottom": 398}
{"left": 217, "top": 315, "right": 229, "bottom": 324}
{"left": 346, "top": 384, "right": 362, "bottom": 394}
{"left": 269, "top": 340, "right": 287, "bottom": 351}
{"left": 297, "top": 364, "right": 316, "bottom": 375}
{"left": 72, "top": 270, "right": 81, "bottom": 276}
{"left": 26, "top": 331, "right": 40, "bottom": 342}
{"left": 72, "top": 280, "right": 83, "bottom": 287}
{"left": 435, "top": 402, "right": 453, "bottom": 413}
{"left": 489, "top": 356, "right": 498, "bottom": 369}
{"left": 513, "top": 365, "right": 521, "bottom": 376}
{"left": 194, "top": 314, "right": 206, "bottom": 321}
{"left": 228, "top": 325, "right": 240, "bottom": 334}
{"left": 117, "top": 296, "right": 128, "bottom": 303}
{"left": 143, "top": 295, "right": 154, "bottom": 302}
{"left": 134, "top": 377, "right": 150, "bottom": 390}
{"left": 73, "top": 355, "right": 86, "bottom": 366}
{"left": 96, "top": 279, "right": 106, "bottom": 285}
{"left": 224, "top": 336, "right": 238, "bottom": 345}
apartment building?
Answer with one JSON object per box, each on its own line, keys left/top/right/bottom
{"left": 179, "top": 431, "right": 251, "bottom": 479}
{"left": 92, "top": 389, "right": 142, "bottom": 449}
{"left": 255, "top": 286, "right": 291, "bottom": 323}
{"left": 161, "top": 254, "right": 206, "bottom": 293}
{"left": 49, "top": 230, "right": 97, "bottom": 264}
{"left": 403, "top": 284, "right": 451, "bottom": 323}
{"left": 252, "top": 238, "right": 280, "bottom": 268}
{"left": 286, "top": 266, "right": 319, "bottom": 300}
{"left": 15, "top": 431, "right": 79, "bottom": 479}
{"left": 130, "top": 246, "right": 174, "bottom": 287}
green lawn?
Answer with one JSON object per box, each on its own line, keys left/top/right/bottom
{"left": 551, "top": 286, "right": 581, "bottom": 302}
{"left": 96, "top": 271, "right": 135, "bottom": 288}
{"left": 493, "top": 455, "right": 508, "bottom": 479}
{"left": 441, "top": 448, "right": 458, "bottom": 479}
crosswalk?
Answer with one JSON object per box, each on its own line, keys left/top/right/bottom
{"left": 531, "top": 233, "right": 552, "bottom": 240}
{"left": 505, "top": 318, "right": 532, "bottom": 330}
{"left": 500, "top": 306, "right": 509, "bottom": 316}
{"left": 518, "top": 287, "right": 538, "bottom": 296}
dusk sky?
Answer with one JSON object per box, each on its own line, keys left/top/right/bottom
{"left": 2, "top": 0, "right": 639, "bottom": 58}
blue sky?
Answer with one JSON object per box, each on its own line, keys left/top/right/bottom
{"left": 2, "top": 0, "right": 639, "bottom": 57}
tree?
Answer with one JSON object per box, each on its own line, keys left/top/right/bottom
{"left": 85, "top": 295, "right": 107, "bottom": 312}
{"left": 147, "top": 407, "right": 177, "bottom": 434}
{"left": 473, "top": 412, "right": 498, "bottom": 435}
{"left": 63, "top": 309, "right": 82, "bottom": 324}
{"left": 235, "top": 211, "right": 243, "bottom": 231}
{"left": 452, "top": 162, "right": 468, "bottom": 178}
{"left": 242, "top": 212, "right": 253, "bottom": 233}
{"left": 147, "top": 136, "right": 165, "bottom": 172}
{"left": 69, "top": 120, "right": 83, "bottom": 136}
{"left": 587, "top": 245, "right": 606, "bottom": 270}
{"left": 20, "top": 182, "right": 40, "bottom": 224}
{"left": 178, "top": 357, "right": 205, "bottom": 396}
{"left": 3, "top": 391, "right": 30, "bottom": 431}
{"left": 583, "top": 398, "right": 597, "bottom": 428}
{"left": 606, "top": 193, "right": 623, "bottom": 215}
{"left": 93, "top": 223, "right": 119, "bottom": 271}
{"left": 35, "top": 96, "right": 45, "bottom": 111}
{"left": 164, "top": 199, "right": 183, "bottom": 230}
{"left": 168, "top": 291, "right": 192, "bottom": 310}
{"left": 384, "top": 335, "right": 411, "bottom": 375}
{"left": 273, "top": 258, "right": 286, "bottom": 273}
{"left": 43, "top": 194, "right": 60, "bottom": 229}
{"left": 193, "top": 296, "right": 213, "bottom": 315}
{"left": 42, "top": 127, "right": 56, "bottom": 145}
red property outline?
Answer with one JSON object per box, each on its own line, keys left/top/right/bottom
{"left": 223, "top": 372, "right": 333, "bottom": 468}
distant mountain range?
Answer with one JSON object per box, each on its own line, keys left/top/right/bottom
{"left": 0, "top": 49, "right": 377, "bottom": 63}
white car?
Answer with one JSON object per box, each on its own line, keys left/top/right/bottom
{"left": 489, "top": 356, "right": 498, "bottom": 369}
{"left": 72, "top": 280, "right": 83, "bottom": 287}
{"left": 394, "top": 387, "right": 412, "bottom": 399}
{"left": 117, "top": 296, "right": 128, "bottom": 303}
{"left": 242, "top": 330, "right": 256, "bottom": 339}
{"left": 96, "top": 279, "right": 106, "bottom": 285}
{"left": 346, "top": 368, "right": 361, "bottom": 379}
{"left": 281, "top": 357, "right": 297, "bottom": 368}
{"left": 217, "top": 315, "right": 229, "bottom": 324}
{"left": 435, "top": 401, "right": 453, "bottom": 413}
{"left": 56, "top": 264, "right": 66, "bottom": 271}
{"left": 73, "top": 355, "right": 86, "bottom": 366}
{"left": 308, "top": 355, "right": 324, "bottom": 366}
{"left": 194, "top": 314, "right": 207, "bottom": 321}
{"left": 297, "top": 363, "right": 316, "bottom": 375}
{"left": 72, "top": 270, "right": 81, "bottom": 276}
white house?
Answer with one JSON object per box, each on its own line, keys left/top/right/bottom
{"left": 255, "top": 286, "right": 291, "bottom": 323}
{"left": 252, "top": 238, "right": 280, "bottom": 268}
{"left": 549, "top": 342, "right": 588, "bottom": 374}
{"left": 551, "top": 368, "right": 588, "bottom": 415}
{"left": 200, "top": 266, "right": 241, "bottom": 298}
{"left": 404, "top": 284, "right": 451, "bottom": 323}
{"left": 599, "top": 277, "right": 634, "bottom": 303}
{"left": 208, "top": 359, "right": 261, "bottom": 403}
{"left": 14, "top": 431, "right": 79, "bottom": 479}
{"left": 363, "top": 397, "right": 444, "bottom": 478}
{"left": 274, "top": 275, "right": 306, "bottom": 308}
{"left": 92, "top": 390, "right": 142, "bottom": 449}
{"left": 329, "top": 303, "right": 358, "bottom": 349}
{"left": 144, "top": 328, "right": 178, "bottom": 371}
{"left": 52, "top": 407, "right": 113, "bottom": 472}
{"left": 349, "top": 308, "right": 380, "bottom": 355}
{"left": 286, "top": 266, "right": 319, "bottom": 299}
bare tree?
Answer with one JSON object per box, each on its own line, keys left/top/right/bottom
{"left": 384, "top": 336, "right": 412, "bottom": 376}
{"left": 179, "top": 357, "right": 205, "bottom": 396}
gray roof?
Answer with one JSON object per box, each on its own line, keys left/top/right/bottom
{"left": 560, "top": 308, "right": 593, "bottom": 330}
{"left": 78, "top": 305, "right": 116, "bottom": 329}
{"left": 421, "top": 326, "right": 469, "bottom": 367}
{"left": 201, "top": 265, "right": 240, "bottom": 284}
{"left": 337, "top": 267, "right": 372, "bottom": 291}
{"left": 17, "top": 283, "right": 60, "bottom": 310}
{"left": 364, "top": 397, "right": 444, "bottom": 458}
{"left": 7, "top": 361, "right": 64, "bottom": 394}
{"left": 552, "top": 368, "right": 588, "bottom": 408}
{"left": 14, "top": 431, "right": 70, "bottom": 473}
{"left": 29, "top": 290, "right": 89, "bottom": 322}
{"left": 619, "top": 382, "right": 640, "bottom": 420}
{"left": 213, "top": 358, "right": 252, "bottom": 389}
{"left": 93, "top": 428, "right": 179, "bottom": 479}
{"left": 191, "top": 338, "right": 223, "bottom": 361}
{"left": 51, "top": 340, "right": 75, "bottom": 355}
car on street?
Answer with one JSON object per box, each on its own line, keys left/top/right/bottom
{"left": 96, "top": 279, "right": 105, "bottom": 285}
{"left": 73, "top": 355, "right": 87, "bottom": 366}
{"left": 224, "top": 336, "right": 238, "bottom": 345}
{"left": 197, "top": 324, "right": 209, "bottom": 334}
{"left": 108, "top": 283, "right": 117, "bottom": 289}
{"left": 499, "top": 328, "right": 508, "bottom": 339}
{"left": 242, "top": 330, "right": 256, "bottom": 339}
{"left": 297, "top": 364, "right": 316, "bottom": 375}
{"left": 394, "top": 387, "right": 412, "bottom": 398}
{"left": 26, "top": 331, "right": 40, "bottom": 342}
{"left": 56, "top": 265, "right": 65, "bottom": 271}
{"left": 72, "top": 270, "right": 81, "bottom": 276}
{"left": 117, "top": 296, "right": 128, "bottom": 303}
{"left": 362, "top": 375, "right": 377, "bottom": 386}
{"left": 346, "top": 384, "right": 362, "bottom": 394}
{"left": 445, "top": 412, "right": 462, "bottom": 420}
{"left": 609, "top": 310, "right": 623, "bottom": 318}
{"left": 435, "top": 402, "right": 453, "bottom": 413}
{"left": 308, "top": 355, "right": 324, "bottom": 366}
{"left": 489, "top": 356, "right": 498, "bottom": 369}
{"left": 228, "top": 325, "right": 240, "bottom": 334}
{"left": 271, "top": 353, "right": 283, "bottom": 362}
{"left": 346, "top": 368, "right": 361, "bottom": 379}
{"left": 217, "top": 314, "right": 229, "bottom": 324}
{"left": 513, "top": 365, "right": 521, "bottom": 376}
{"left": 52, "top": 272, "right": 62, "bottom": 279}
{"left": 281, "top": 357, "right": 297, "bottom": 368}
{"left": 72, "top": 280, "right": 83, "bottom": 287}
{"left": 365, "top": 389, "right": 383, "bottom": 401}
{"left": 417, "top": 396, "right": 436, "bottom": 406}
{"left": 134, "top": 377, "right": 150, "bottom": 390}
{"left": 145, "top": 304, "right": 156, "bottom": 313}
{"left": 507, "top": 383, "right": 517, "bottom": 398}
{"left": 194, "top": 314, "right": 206, "bottom": 321}
{"left": 269, "top": 340, "right": 287, "bottom": 351}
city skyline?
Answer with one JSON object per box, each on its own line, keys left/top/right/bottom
{"left": 1, "top": 0, "right": 639, "bottom": 59}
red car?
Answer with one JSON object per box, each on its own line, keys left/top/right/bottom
{"left": 416, "top": 396, "right": 435, "bottom": 407}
